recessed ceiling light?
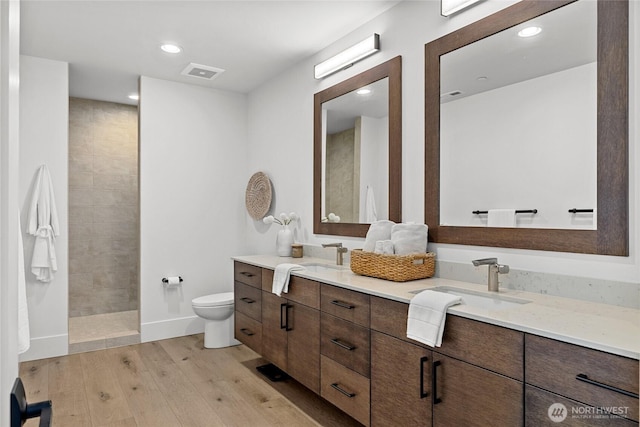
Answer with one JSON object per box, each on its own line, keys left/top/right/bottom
{"left": 518, "top": 26, "right": 542, "bottom": 38}
{"left": 356, "top": 88, "right": 372, "bottom": 95}
{"left": 128, "top": 93, "right": 139, "bottom": 101}
{"left": 476, "top": 76, "right": 488, "bottom": 81}
{"left": 161, "top": 43, "right": 182, "bottom": 54}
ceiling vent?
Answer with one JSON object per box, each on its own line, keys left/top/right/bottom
{"left": 181, "top": 63, "right": 225, "bottom": 81}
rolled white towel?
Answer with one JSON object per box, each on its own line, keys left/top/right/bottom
{"left": 374, "top": 240, "right": 394, "bottom": 255}
{"left": 391, "top": 223, "right": 429, "bottom": 255}
{"left": 363, "top": 220, "right": 395, "bottom": 252}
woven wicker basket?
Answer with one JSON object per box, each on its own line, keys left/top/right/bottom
{"left": 350, "top": 249, "right": 435, "bottom": 282}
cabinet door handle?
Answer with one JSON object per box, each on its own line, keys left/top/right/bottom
{"left": 330, "top": 338, "right": 356, "bottom": 351}
{"left": 240, "top": 328, "right": 254, "bottom": 336}
{"left": 331, "top": 383, "right": 356, "bottom": 398}
{"left": 330, "top": 300, "right": 355, "bottom": 309}
{"left": 280, "top": 303, "right": 292, "bottom": 331}
{"left": 432, "top": 360, "right": 442, "bottom": 404}
{"left": 419, "top": 356, "right": 429, "bottom": 399}
{"left": 240, "top": 297, "right": 255, "bottom": 304}
{"left": 576, "top": 374, "right": 639, "bottom": 399}
{"left": 240, "top": 271, "right": 255, "bottom": 278}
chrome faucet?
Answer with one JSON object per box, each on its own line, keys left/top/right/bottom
{"left": 471, "top": 258, "right": 510, "bottom": 292}
{"left": 322, "top": 242, "right": 348, "bottom": 266}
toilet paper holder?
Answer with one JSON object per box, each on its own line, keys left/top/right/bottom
{"left": 162, "top": 276, "right": 183, "bottom": 284}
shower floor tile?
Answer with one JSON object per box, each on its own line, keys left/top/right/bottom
{"left": 69, "top": 310, "right": 139, "bottom": 353}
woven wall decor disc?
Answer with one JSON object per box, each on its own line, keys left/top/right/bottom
{"left": 245, "top": 172, "right": 272, "bottom": 220}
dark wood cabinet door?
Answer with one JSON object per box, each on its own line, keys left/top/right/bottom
{"left": 261, "top": 291, "right": 288, "bottom": 371}
{"left": 433, "top": 354, "right": 523, "bottom": 427}
{"left": 287, "top": 301, "right": 320, "bottom": 394}
{"left": 371, "top": 331, "right": 432, "bottom": 427}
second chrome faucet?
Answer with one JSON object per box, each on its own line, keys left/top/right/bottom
{"left": 472, "top": 257, "right": 510, "bottom": 292}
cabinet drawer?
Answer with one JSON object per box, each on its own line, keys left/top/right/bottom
{"left": 234, "top": 282, "right": 262, "bottom": 322}
{"left": 321, "top": 355, "right": 370, "bottom": 426}
{"left": 321, "top": 285, "right": 370, "bottom": 327}
{"left": 321, "top": 313, "right": 370, "bottom": 377}
{"left": 439, "top": 315, "right": 523, "bottom": 380}
{"left": 525, "top": 385, "right": 638, "bottom": 426}
{"left": 234, "top": 261, "right": 262, "bottom": 288}
{"left": 234, "top": 311, "right": 262, "bottom": 354}
{"left": 526, "top": 334, "right": 639, "bottom": 422}
{"left": 262, "top": 269, "right": 320, "bottom": 309}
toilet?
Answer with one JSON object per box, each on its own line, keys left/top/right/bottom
{"left": 191, "top": 292, "right": 241, "bottom": 349}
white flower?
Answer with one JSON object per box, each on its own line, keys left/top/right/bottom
{"left": 263, "top": 211, "right": 298, "bottom": 226}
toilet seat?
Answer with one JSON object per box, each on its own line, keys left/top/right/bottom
{"left": 192, "top": 292, "right": 234, "bottom": 308}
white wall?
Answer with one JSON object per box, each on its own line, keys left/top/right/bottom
{"left": 359, "top": 115, "right": 388, "bottom": 222}
{"left": 441, "top": 63, "right": 597, "bottom": 229}
{"left": 139, "top": 76, "right": 248, "bottom": 342}
{"left": 245, "top": 0, "right": 639, "bottom": 285}
{"left": 1, "top": 0, "right": 21, "bottom": 422}
{"left": 18, "top": 55, "right": 69, "bottom": 361}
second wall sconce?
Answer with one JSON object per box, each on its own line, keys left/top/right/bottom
{"left": 314, "top": 33, "right": 380, "bottom": 79}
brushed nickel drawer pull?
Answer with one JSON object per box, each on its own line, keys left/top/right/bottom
{"left": 240, "top": 272, "right": 255, "bottom": 278}
{"left": 331, "top": 383, "right": 356, "bottom": 398}
{"left": 240, "top": 328, "right": 254, "bottom": 336}
{"left": 240, "top": 297, "right": 255, "bottom": 304}
{"left": 331, "top": 300, "right": 355, "bottom": 309}
{"left": 576, "top": 374, "right": 639, "bottom": 399}
{"left": 331, "top": 338, "right": 356, "bottom": 351}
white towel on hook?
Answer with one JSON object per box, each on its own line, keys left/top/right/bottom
{"left": 17, "top": 211, "right": 31, "bottom": 354}
{"left": 27, "top": 165, "right": 60, "bottom": 282}
{"left": 406, "top": 290, "right": 461, "bottom": 347}
{"left": 364, "top": 185, "right": 377, "bottom": 223}
{"left": 272, "top": 263, "right": 305, "bottom": 296}
{"left": 487, "top": 209, "right": 516, "bottom": 228}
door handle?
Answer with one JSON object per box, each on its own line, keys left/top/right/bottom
{"left": 432, "top": 360, "right": 442, "bottom": 404}
{"left": 419, "top": 356, "right": 429, "bottom": 399}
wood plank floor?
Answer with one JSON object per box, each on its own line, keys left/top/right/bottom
{"left": 19, "top": 334, "right": 363, "bottom": 427}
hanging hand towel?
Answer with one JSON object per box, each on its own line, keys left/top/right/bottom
{"left": 272, "top": 263, "right": 305, "bottom": 296}
{"left": 487, "top": 209, "right": 516, "bottom": 228}
{"left": 406, "top": 290, "right": 461, "bottom": 347}
{"left": 17, "top": 211, "right": 30, "bottom": 354}
{"left": 27, "top": 165, "right": 60, "bottom": 282}
{"left": 364, "top": 186, "right": 378, "bottom": 223}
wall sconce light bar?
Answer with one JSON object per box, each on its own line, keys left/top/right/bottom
{"left": 441, "top": 0, "right": 482, "bottom": 17}
{"left": 314, "top": 34, "right": 380, "bottom": 79}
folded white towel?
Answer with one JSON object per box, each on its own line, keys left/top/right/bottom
{"left": 406, "top": 290, "right": 462, "bottom": 347}
{"left": 272, "top": 263, "right": 304, "bottom": 296}
{"left": 391, "top": 223, "right": 429, "bottom": 255}
{"left": 488, "top": 209, "right": 516, "bottom": 227}
{"left": 363, "top": 220, "right": 395, "bottom": 252}
{"left": 374, "top": 240, "right": 394, "bottom": 255}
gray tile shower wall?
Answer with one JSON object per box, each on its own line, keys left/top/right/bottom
{"left": 68, "top": 98, "right": 139, "bottom": 317}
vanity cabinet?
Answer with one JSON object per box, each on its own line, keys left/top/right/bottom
{"left": 369, "top": 296, "right": 523, "bottom": 427}
{"left": 260, "top": 269, "right": 320, "bottom": 394}
{"left": 525, "top": 334, "right": 639, "bottom": 424}
{"left": 319, "top": 284, "right": 371, "bottom": 426}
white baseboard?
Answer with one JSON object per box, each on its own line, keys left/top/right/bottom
{"left": 141, "top": 315, "right": 204, "bottom": 343}
{"left": 19, "top": 334, "right": 68, "bottom": 362}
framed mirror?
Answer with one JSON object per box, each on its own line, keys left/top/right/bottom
{"left": 314, "top": 56, "right": 402, "bottom": 237}
{"left": 425, "top": 0, "right": 628, "bottom": 255}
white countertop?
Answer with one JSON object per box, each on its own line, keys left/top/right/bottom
{"left": 233, "top": 254, "right": 640, "bottom": 360}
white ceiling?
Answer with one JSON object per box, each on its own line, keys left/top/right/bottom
{"left": 20, "top": 1, "right": 401, "bottom": 105}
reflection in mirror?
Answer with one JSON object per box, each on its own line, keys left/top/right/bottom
{"left": 425, "top": 0, "right": 628, "bottom": 255}
{"left": 322, "top": 78, "right": 389, "bottom": 224}
{"left": 439, "top": 0, "right": 597, "bottom": 230}
{"left": 314, "top": 56, "right": 401, "bottom": 238}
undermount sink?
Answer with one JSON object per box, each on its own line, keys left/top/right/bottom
{"left": 300, "top": 263, "right": 346, "bottom": 273}
{"left": 410, "top": 286, "right": 531, "bottom": 311}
